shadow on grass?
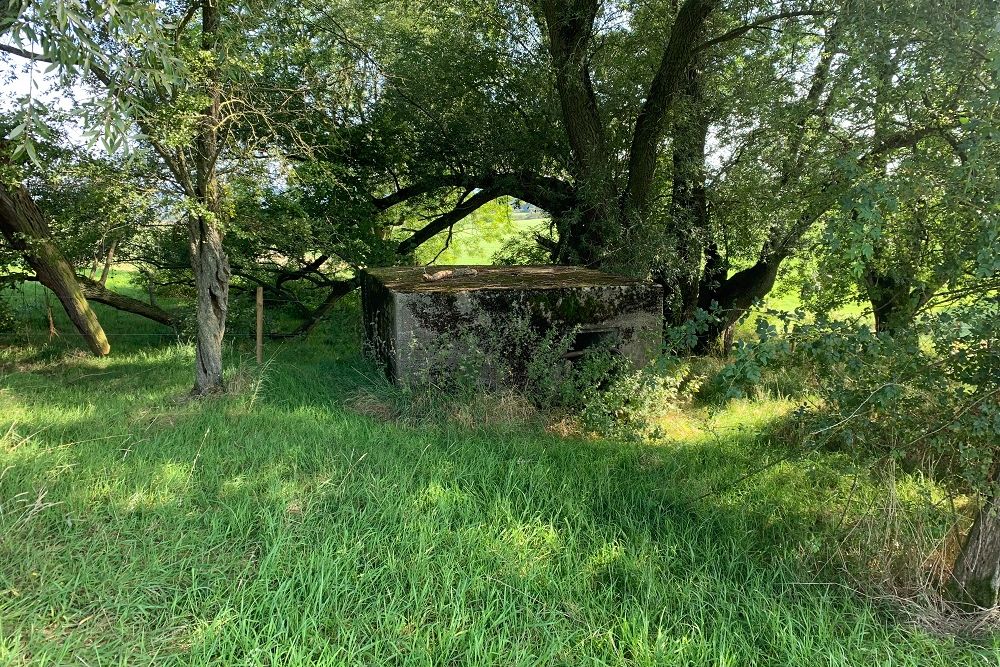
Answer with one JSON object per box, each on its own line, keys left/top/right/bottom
{"left": 0, "top": 337, "right": 993, "bottom": 665}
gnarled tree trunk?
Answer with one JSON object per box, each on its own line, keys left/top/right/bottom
{"left": 188, "top": 0, "right": 230, "bottom": 395}
{"left": 535, "top": 0, "right": 617, "bottom": 267}
{"left": 0, "top": 167, "right": 110, "bottom": 356}
{"left": 950, "top": 463, "right": 1000, "bottom": 608}
{"left": 189, "top": 215, "right": 229, "bottom": 394}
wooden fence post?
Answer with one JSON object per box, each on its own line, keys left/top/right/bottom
{"left": 256, "top": 286, "right": 264, "bottom": 364}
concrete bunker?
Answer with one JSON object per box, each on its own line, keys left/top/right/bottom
{"left": 360, "top": 265, "right": 663, "bottom": 385}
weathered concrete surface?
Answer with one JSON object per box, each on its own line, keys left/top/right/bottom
{"left": 361, "top": 265, "right": 663, "bottom": 385}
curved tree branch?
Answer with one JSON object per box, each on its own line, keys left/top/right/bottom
{"left": 373, "top": 172, "right": 575, "bottom": 217}
{"left": 76, "top": 276, "right": 176, "bottom": 326}
{"left": 395, "top": 187, "right": 504, "bottom": 256}
{"left": 5, "top": 273, "right": 176, "bottom": 327}
{"left": 694, "top": 10, "right": 825, "bottom": 53}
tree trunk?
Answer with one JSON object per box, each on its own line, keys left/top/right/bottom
{"left": 189, "top": 215, "right": 230, "bottom": 394}
{"left": 695, "top": 258, "right": 782, "bottom": 355}
{"left": 863, "top": 267, "right": 938, "bottom": 336}
{"left": 535, "top": 0, "right": 717, "bottom": 268}
{"left": 535, "top": 0, "right": 618, "bottom": 267}
{"left": 660, "top": 63, "right": 709, "bottom": 327}
{"left": 98, "top": 238, "right": 117, "bottom": 286}
{"left": 557, "top": 206, "right": 618, "bottom": 267}
{"left": 0, "top": 167, "right": 111, "bottom": 356}
{"left": 146, "top": 275, "right": 158, "bottom": 306}
{"left": 865, "top": 272, "right": 908, "bottom": 334}
{"left": 623, "top": 0, "right": 720, "bottom": 214}
{"left": 950, "top": 464, "right": 1000, "bottom": 608}
{"left": 189, "top": 0, "right": 230, "bottom": 396}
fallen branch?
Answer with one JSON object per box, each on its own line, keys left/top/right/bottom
{"left": 3, "top": 272, "right": 176, "bottom": 327}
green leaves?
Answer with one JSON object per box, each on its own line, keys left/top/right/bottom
{"left": 3, "top": 0, "right": 187, "bottom": 156}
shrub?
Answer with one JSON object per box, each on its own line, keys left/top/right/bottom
{"left": 579, "top": 356, "right": 687, "bottom": 439}
{"left": 710, "top": 300, "right": 999, "bottom": 600}
{"left": 715, "top": 302, "right": 999, "bottom": 496}
{"left": 401, "top": 306, "right": 680, "bottom": 437}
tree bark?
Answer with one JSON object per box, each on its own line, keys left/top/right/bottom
{"left": 659, "top": 63, "right": 710, "bottom": 327}
{"left": 189, "top": 214, "right": 229, "bottom": 394}
{"left": 98, "top": 238, "right": 117, "bottom": 286}
{"left": 0, "top": 159, "right": 111, "bottom": 356}
{"left": 189, "top": 0, "right": 231, "bottom": 395}
{"left": 534, "top": 0, "right": 618, "bottom": 266}
{"left": 950, "top": 463, "right": 1000, "bottom": 608}
{"left": 623, "top": 0, "right": 719, "bottom": 218}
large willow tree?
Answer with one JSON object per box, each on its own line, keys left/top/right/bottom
{"left": 321, "top": 0, "right": 996, "bottom": 349}
{"left": 2, "top": 0, "right": 354, "bottom": 393}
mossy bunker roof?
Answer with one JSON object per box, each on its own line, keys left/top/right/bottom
{"left": 364, "top": 265, "right": 646, "bottom": 293}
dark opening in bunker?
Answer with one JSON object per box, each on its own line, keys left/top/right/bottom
{"left": 563, "top": 328, "right": 617, "bottom": 361}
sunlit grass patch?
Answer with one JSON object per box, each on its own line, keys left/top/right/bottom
{"left": 0, "top": 332, "right": 997, "bottom": 664}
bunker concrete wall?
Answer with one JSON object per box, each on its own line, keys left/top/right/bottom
{"left": 361, "top": 267, "right": 663, "bottom": 385}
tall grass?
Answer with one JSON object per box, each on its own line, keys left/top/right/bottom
{"left": 0, "top": 300, "right": 996, "bottom": 665}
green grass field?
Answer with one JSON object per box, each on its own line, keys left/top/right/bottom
{"left": 420, "top": 216, "right": 550, "bottom": 266}
{"left": 1, "top": 286, "right": 997, "bottom": 665}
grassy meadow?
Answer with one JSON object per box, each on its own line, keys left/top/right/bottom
{"left": 1, "top": 274, "right": 998, "bottom": 665}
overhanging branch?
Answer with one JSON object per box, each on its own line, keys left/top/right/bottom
{"left": 694, "top": 10, "right": 826, "bottom": 53}
{"left": 396, "top": 187, "right": 503, "bottom": 256}
{"left": 373, "top": 172, "right": 576, "bottom": 219}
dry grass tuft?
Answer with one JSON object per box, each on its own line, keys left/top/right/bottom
{"left": 347, "top": 387, "right": 539, "bottom": 431}
{"left": 346, "top": 390, "right": 400, "bottom": 422}
{"left": 446, "top": 390, "right": 537, "bottom": 430}
{"left": 544, "top": 414, "right": 585, "bottom": 438}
